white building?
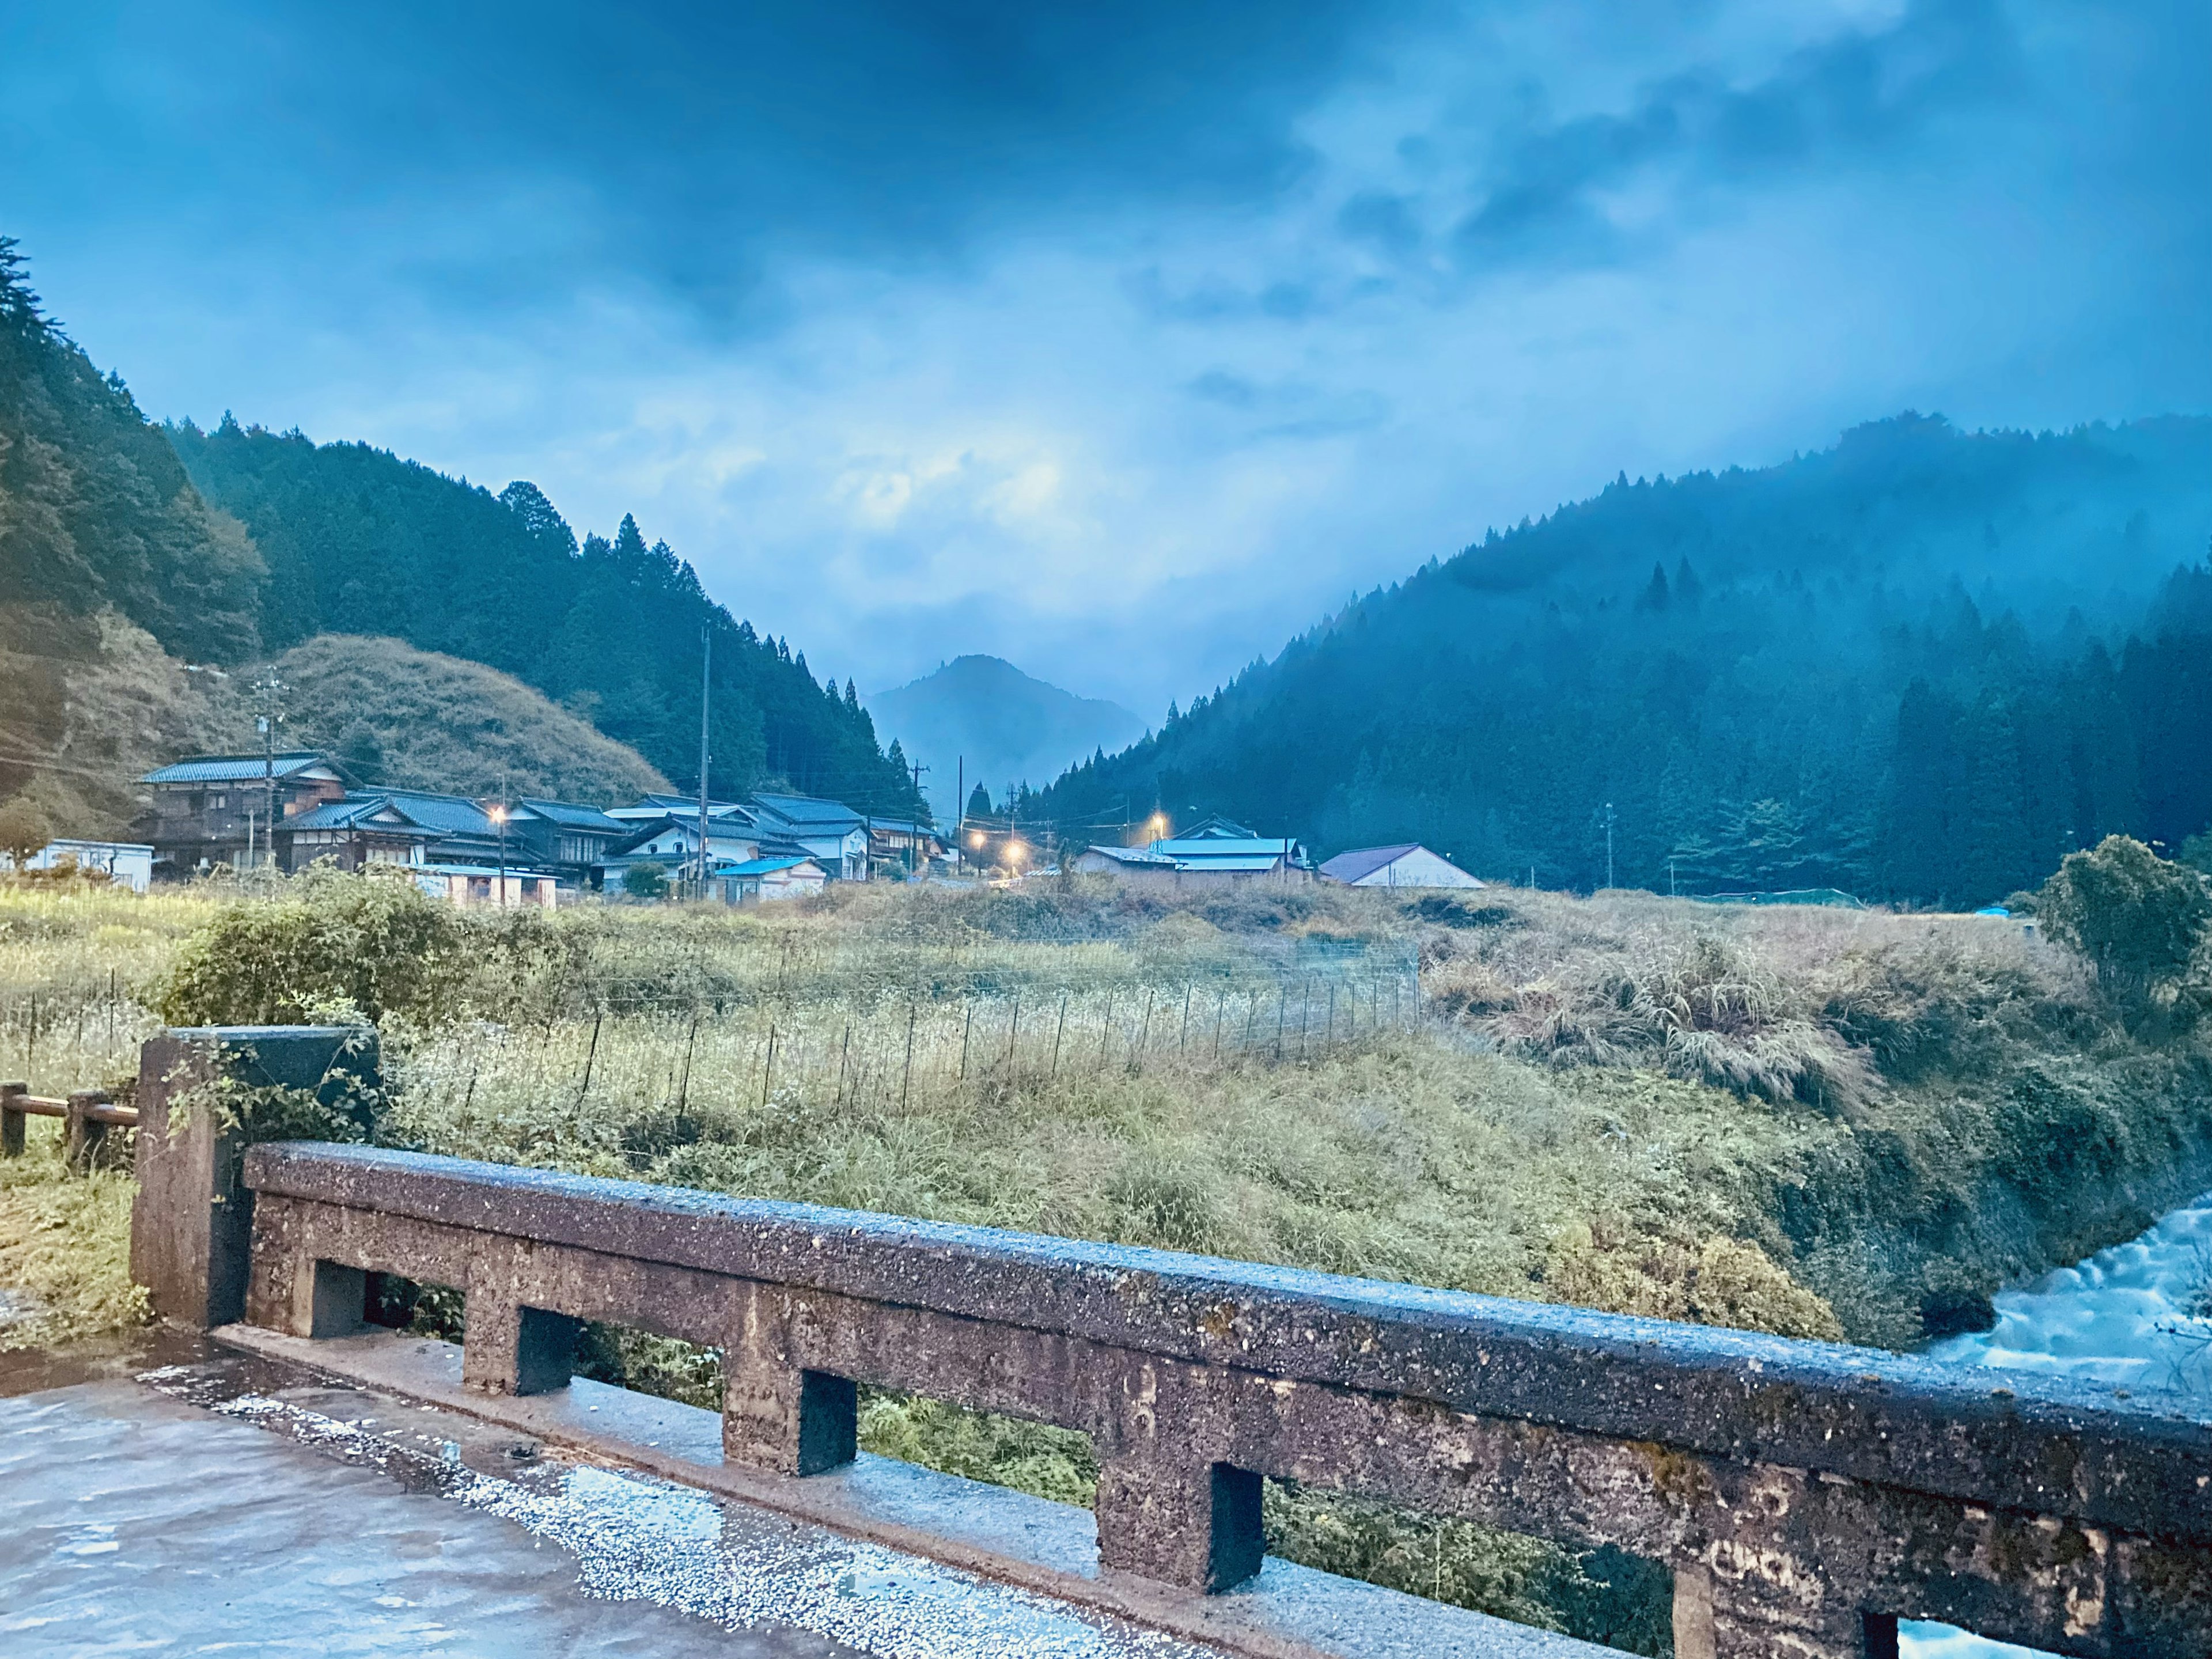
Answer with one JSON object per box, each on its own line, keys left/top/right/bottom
{"left": 3, "top": 840, "right": 156, "bottom": 893}
{"left": 1318, "top": 843, "right": 1483, "bottom": 889}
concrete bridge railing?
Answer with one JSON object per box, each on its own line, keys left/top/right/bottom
{"left": 129, "top": 1029, "right": 2212, "bottom": 1659}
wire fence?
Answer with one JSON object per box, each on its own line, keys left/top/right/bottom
{"left": 0, "top": 942, "right": 1422, "bottom": 1126}
{"left": 393, "top": 949, "right": 1425, "bottom": 1135}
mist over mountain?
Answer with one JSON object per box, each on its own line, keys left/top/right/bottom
{"left": 867, "top": 655, "right": 1143, "bottom": 825}
{"left": 1039, "top": 415, "right": 2212, "bottom": 907}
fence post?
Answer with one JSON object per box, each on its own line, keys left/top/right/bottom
{"left": 129, "top": 1025, "right": 380, "bottom": 1328}
{"left": 64, "top": 1089, "right": 108, "bottom": 1173}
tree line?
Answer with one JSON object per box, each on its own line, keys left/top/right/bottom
{"left": 1037, "top": 416, "right": 2212, "bottom": 908}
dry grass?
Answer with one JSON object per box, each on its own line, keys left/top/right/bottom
{"left": 4, "top": 872, "right": 2207, "bottom": 1655}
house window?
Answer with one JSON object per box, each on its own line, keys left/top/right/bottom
{"left": 211, "top": 794, "right": 227, "bottom": 809}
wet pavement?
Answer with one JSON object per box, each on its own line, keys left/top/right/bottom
{"left": 0, "top": 1335, "right": 1206, "bottom": 1658}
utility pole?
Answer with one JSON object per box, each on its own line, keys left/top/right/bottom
{"left": 1669, "top": 855, "right": 1677, "bottom": 898}
{"left": 955, "top": 756, "right": 964, "bottom": 875}
{"left": 252, "top": 675, "right": 286, "bottom": 870}
{"left": 907, "top": 755, "right": 929, "bottom": 874}
{"left": 1604, "top": 801, "right": 1616, "bottom": 891}
{"left": 696, "top": 626, "right": 712, "bottom": 894}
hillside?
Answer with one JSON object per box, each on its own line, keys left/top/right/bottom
{"left": 168, "top": 419, "right": 921, "bottom": 817}
{"left": 1039, "top": 415, "right": 2212, "bottom": 907}
{"left": 266, "top": 635, "right": 670, "bottom": 804}
{"left": 867, "top": 655, "right": 1145, "bottom": 823}
{"left": 0, "top": 234, "right": 922, "bottom": 834}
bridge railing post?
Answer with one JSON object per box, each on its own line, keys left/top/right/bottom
{"left": 720, "top": 1285, "right": 857, "bottom": 1476}
{"left": 130, "top": 1025, "right": 379, "bottom": 1328}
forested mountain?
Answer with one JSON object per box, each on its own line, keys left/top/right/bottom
{"left": 0, "top": 241, "right": 263, "bottom": 667}
{"left": 867, "top": 655, "right": 1143, "bottom": 825}
{"left": 0, "top": 234, "right": 921, "bottom": 828}
{"left": 169, "top": 420, "right": 921, "bottom": 815}
{"left": 1039, "top": 416, "right": 2212, "bottom": 907}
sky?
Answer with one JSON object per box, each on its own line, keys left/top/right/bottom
{"left": 3, "top": 0, "right": 2206, "bottom": 718}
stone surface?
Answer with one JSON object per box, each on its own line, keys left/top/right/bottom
{"left": 210, "top": 1320, "right": 1620, "bottom": 1659}
{"left": 235, "top": 1139, "right": 2212, "bottom": 1658}
{"left": 130, "top": 1027, "right": 378, "bottom": 1327}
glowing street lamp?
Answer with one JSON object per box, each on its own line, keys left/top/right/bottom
{"left": 969, "top": 830, "right": 987, "bottom": 849}
{"left": 1005, "top": 839, "right": 1028, "bottom": 867}
{"left": 489, "top": 805, "right": 509, "bottom": 906}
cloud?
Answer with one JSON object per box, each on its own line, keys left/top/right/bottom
{"left": 1, "top": 0, "right": 2205, "bottom": 722}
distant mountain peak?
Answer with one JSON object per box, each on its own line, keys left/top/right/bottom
{"left": 866, "top": 657, "right": 1143, "bottom": 823}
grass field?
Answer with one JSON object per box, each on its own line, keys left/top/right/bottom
{"left": 5, "top": 867, "right": 2209, "bottom": 1653}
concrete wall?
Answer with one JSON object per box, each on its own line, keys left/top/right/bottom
{"left": 197, "top": 1138, "right": 2212, "bottom": 1659}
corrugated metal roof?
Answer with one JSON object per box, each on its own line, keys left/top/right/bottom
{"left": 1152, "top": 838, "right": 1297, "bottom": 859}
{"left": 1083, "top": 844, "right": 1176, "bottom": 866}
{"left": 1319, "top": 844, "right": 1422, "bottom": 884}
{"left": 1169, "top": 855, "right": 1290, "bottom": 872}
{"left": 141, "top": 753, "right": 335, "bottom": 785}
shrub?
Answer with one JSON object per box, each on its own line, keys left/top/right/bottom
{"left": 157, "top": 864, "right": 465, "bottom": 1026}
{"left": 0, "top": 797, "right": 52, "bottom": 871}
{"left": 2037, "top": 836, "right": 2212, "bottom": 1022}
{"left": 623, "top": 861, "right": 669, "bottom": 899}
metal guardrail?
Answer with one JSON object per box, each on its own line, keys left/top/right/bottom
{"left": 0, "top": 1081, "right": 137, "bottom": 1167}
{"left": 224, "top": 1138, "right": 2212, "bottom": 1659}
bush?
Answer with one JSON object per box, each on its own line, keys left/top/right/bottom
{"left": 623, "top": 861, "right": 669, "bottom": 899}
{"left": 2037, "top": 836, "right": 2212, "bottom": 1022}
{"left": 157, "top": 864, "right": 465, "bottom": 1026}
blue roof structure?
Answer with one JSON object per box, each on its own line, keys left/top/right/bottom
{"left": 1083, "top": 844, "right": 1177, "bottom": 868}
{"left": 369, "top": 791, "right": 498, "bottom": 837}
{"left": 613, "top": 793, "right": 749, "bottom": 818}
{"left": 752, "top": 793, "right": 864, "bottom": 828}
{"left": 515, "top": 799, "right": 627, "bottom": 832}
{"left": 1151, "top": 836, "right": 1301, "bottom": 861}
{"left": 286, "top": 799, "right": 441, "bottom": 836}
{"left": 141, "top": 752, "right": 337, "bottom": 785}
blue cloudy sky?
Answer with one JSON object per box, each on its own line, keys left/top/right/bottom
{"left": 3, "top": 1, "right": 2205, "bottom": 715}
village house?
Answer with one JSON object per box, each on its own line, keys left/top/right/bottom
{"left": 749, "top": 793, "right": 872, "bottom": 880}
{"left": 504, "top": 800, "right": 632, "bottom": 888}
{"left": 1075, "top": 816, "right": 1313, "bottom": 887}
{"left": 137, "top": 752, "right": 350, "bottom": 876}
{"left": 1318, "top": 843, "right": 1484, "bottom": 889}
{"left": 408, "top": 866, "right": 561, "bottom": 908}
{"left": 720, "top": 854, "right": 827, "bottom": 903}
{"left": 279, "top": 797, "right": 447, "bottom": 870}
{"left": 599, "top": 810, "right": 763, "bottom": 891}
{"left": 866, "top": 817, "right": 944, "bottom": 877}
{"left": 0, "top": 839, "right": 156, "bottom": 892}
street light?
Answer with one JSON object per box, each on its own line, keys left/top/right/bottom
{"left": 490, "top": 805, "right": 509, "bottom": 907}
